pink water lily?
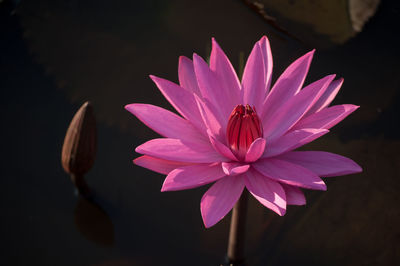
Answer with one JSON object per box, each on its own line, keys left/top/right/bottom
{"left": 126, "top": 36, "right": 362, "bottom": 228}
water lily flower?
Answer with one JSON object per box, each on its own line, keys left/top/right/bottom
{"left": 126, "top": 36, "right": 362, "bottom": 228}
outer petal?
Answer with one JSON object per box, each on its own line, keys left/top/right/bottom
{"left": 210, "top": 38, "right": 241, "bottom": 106}
{"left": 245, "top": 138, "right": 266, "bottom": 162}
{"left": 261, "top": 50, "right": 314, "bottom": 118}
{"left": 193, "top": 53, "right": 233, "bottom": 121}
{"left": 125, "top": 103, "right": 206, "bottom": 142}
{"left": 277, "top": 151, "right": 362, "bottom": 177}
{"left": 292, "top": 104, "right": 359, "bottom": 130}
{"left": 259, "top": 36, "right": 273, "bottom": 91}
{"left": 150, "top": 75, "right": 206, "bottom": 134}
{"left": 244, "top": 169, "right": 286, "bottom": 216}
{"left": 133, "top": 155, "right": 192, "bottom": 175}
{"left": 262, "top": 128, "right": 329, "bottom": 158}
{"left": 136, "top": 138, "right": 228, "bottom": 163}
{"left": 281, "top": 184, "right": 306, "bottom": 206}
{"left": 262, "top": 75, "right": 335, "bottom": 142}
{"left": 221, "top": 162, "right": 250, "bottom": 176}
{"left": 161, "top": 163, "right": 226, "bottom": 191}
{"left": 306, "top": 78, "right": 344, "bottom": 115}
{"left": 178, "top": 56, "right": 201, "bottom": 96}
{"left": 242, "top": 42, "right": 266, "bottom": 111}
{"left": 253, "top": 158, "right": 327, "bottom": 190}
{"left": 201, "top": 175, "right": 245, "bottom": 228}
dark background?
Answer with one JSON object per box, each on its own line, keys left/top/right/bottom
{"left": 1, "top": 0, "right": 399, "bottom": 265}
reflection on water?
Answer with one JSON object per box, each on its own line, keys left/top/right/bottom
{"left": 74, "top": 197, "right": 114, "bottom": 247}
{"left": 1, "top": 0, "right": 400, "bottom": 265}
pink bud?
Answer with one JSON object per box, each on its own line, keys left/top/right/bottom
{"left": 226, "top": 104, "right": 263, "bottom": 161}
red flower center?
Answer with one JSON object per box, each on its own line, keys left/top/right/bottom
{"left": 226, "top": 104, "right": 263, "bottom": 161}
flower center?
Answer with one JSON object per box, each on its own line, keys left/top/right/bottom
{"left": 226, "top": 104, "right": 263, "bottom": 161}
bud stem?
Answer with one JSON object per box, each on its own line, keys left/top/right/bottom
{"left": 70, "top": 173, "right": 91, "bottom": 198}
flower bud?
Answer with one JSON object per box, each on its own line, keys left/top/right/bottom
{"left": 226, "top": 104, "right": 263, "bottom": 161}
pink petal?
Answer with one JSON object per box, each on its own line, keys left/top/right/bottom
{"left": 253, "top": 158, "right": 327, "bottom": 191}
{"left": 259, "top": 36, "right": 273, "bottom": 91}
{"left": 210, "top": 38, "right": 241, "bottom": 105}
{"left": 263, "top": 74, "right": 335, "bottom": 142}
{"left": 221, "top": 162, "right": 250, "bottom": 176}
{"left": 262, "top": 128, "right": 329, "bottom": 158}
{"left": 244, "top": 169, "right": 286, "bottom": 216}
{"left": 277, "top": 151, "right": 362, "bottom": 177}
{"left": 193, "top": 53, "right": 233, "bottom": 121}
{"left": 306, "top": 78, "right": 344, "bottom": 115}
{"left": 136, "top": 138, "right": 227, "bottom": 163}
{"left": 133, "top": 155, "right": 192, "bottom": 175}
{"left": 161, "top": 163, "right": 226, "bottom": 191}
{"left": 281, "top": 184, "right": 306, "bottom": 206}
{"left": 194, "top": 94, "right": 225, "bottom": 142}
{"left": 201, "top": 175, "right": 245, "bottom": 228}
{"left": 245, "top": 138, "right": 266, "bottom": 162}
{"left": 125, "top": 103, "right": 206, "bottom": 142}
{"left": 150, "top": 75, "right": 206, "bottom": 134}
{"left": 178, "top": 56, "right": 201, "bottom": 96}
{"left": 208, "top": 131, "right": 238, "bottom": 161}
{"left": 292, "top": 104, "right": 359, "bottom": 130}
{"left": 242, "top": 42, "right": 266, "bottom": 111}
{"left": 261, "top": 50, "right": 314, "bottom": 119}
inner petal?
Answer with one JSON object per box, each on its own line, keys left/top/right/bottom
{"left": 226, "top": 104, "right": 263, "bottom": 161}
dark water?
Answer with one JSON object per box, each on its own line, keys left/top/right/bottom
{"left": 1, "top": 0, "right": 399, "bottom": 265}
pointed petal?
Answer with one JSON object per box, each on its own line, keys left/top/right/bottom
{"left": 244, "top": 169, "right": 286, "bottom": 215}
{"left": 193, "top": 53, "right": 233, "bottom": 120}
{"left": 149, "top": 75, "right": 206, "bottom": 134}
{"left": 262, "top": 128, "right": 329, "bottom": 158}
{"left": 261, "top": 50, "right": 314, "bottom": 117}
{"left": 208, "top": 131, "right": 238, "bottom": 161}
{"left": 253, "top": 158, "right": 327, "bottom": 190}
{"left": 277, "top": 151, "right": 362, "bottom": 177}
{"left": 136, "top": 138, "right": 227, "bottom": 163}
{"left": 133, "top": 155, "right": 192, "bottom": 175}
{"left": 221, "top": 162, "right": 250, "bottom": 176}
{"left": 178, "top": 56, "right": 201, "bottom": 95}
{"left": 194, "top": 95, "right": 225, "bottom": 142}
{"left": 210, "top": 38, "right": 241, "bottom": 105}
{"left": 201, "top": 175, "right": 245, "bottom": 228}
{"left": 242, "top": 42, "right": 266, "bottom": 111}
{"left": 292, "top": 104, "right": 359, "bottom": 130}
{"left": 245, "top": 138, "right": 266, "bottom": 162}
{"left": 281, "top": 184, "right": 306, "bottom": 206}
{"left": 161, "top": 163, "right": 226, "bottom": 191}
{"left": 306, "top": 78, "right": 343, "bottom": 115}
{"left": 263, "top": 75, "right": 335, "bottom": 142}
{"left": 125, "top": 103, "right": 206, "bottom": 142}
{"left": 259, "top": 36, "right": 273, "bottom": 92}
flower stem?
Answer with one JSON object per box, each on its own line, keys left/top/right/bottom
{"left": 227, "top": 190, "right": 248, "bottom": 265}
